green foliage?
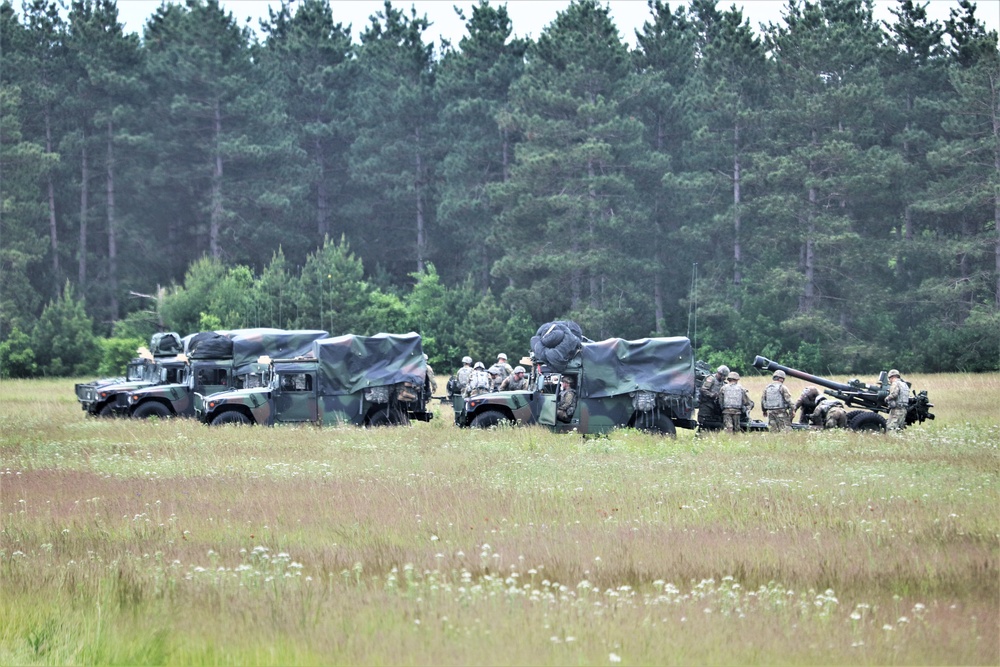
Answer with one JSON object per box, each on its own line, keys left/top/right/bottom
{"left": 32, "top": 282, "right": 101, "bottom": 376}
{"left": 0, "top": 327, "right": 38, "bottom": 378}
{"left": 97, "top": 337, "right": 144, "bottom": 375}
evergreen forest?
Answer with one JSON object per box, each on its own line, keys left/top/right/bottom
{"left": 1, "top": 0, "right": 998, "bottom": 377}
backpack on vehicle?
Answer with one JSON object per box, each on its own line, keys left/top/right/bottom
{"left": 632, "top": 390, "right": 657, "bottom": 413}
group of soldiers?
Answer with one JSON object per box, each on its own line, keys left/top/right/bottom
{"left": 699, "top": 365, "right": 910, "bottom": 433}
{"left": 449, "top": 353, "right": 532, "bottom": 398}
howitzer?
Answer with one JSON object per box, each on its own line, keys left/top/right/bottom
{"left": 752, "top": 356, "right": 934, "bottom": 431}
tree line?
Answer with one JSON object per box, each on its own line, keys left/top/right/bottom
{"left": 1, "top": 0, "right": 998, "bottom": 378}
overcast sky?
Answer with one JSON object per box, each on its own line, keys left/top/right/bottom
{"left": 108, "top": 0, "right": 999, "bottom": 47}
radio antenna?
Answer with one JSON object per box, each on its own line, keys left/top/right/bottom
{"left": 687, "top": 262, "right": 698, "bottom": 353}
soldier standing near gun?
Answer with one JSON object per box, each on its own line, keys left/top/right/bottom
{"left": 720, "top": 372, "right": 752, "bottom": 434}
{"left": 463, "top": 362, "right": 492, "bottom": 398}
{"left": 794, "top": 387, "right": 820, "bottom": 424}
{"left": 699, "top": 365, "right": 729, "bottom": 429}
{"left": 885, "top": 369, "right": 909, "bottom": 431}
{"left": 761, "top": 370, "right": 793, "bottom": 432}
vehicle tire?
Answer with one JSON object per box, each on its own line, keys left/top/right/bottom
{"left": 848, "top": 411, "right": 886, "bottom": 433}
{"left": 211, "top": 410, "right": 252, "bottom": 426}
{"left": 367, "top": 406, "right": 410, "bottom": 427}
{"left": 132, "top": 401, "right": 172, "bottom": 420}
{"left": 469, "top": 408, "right": 513, "bottom": 429}
{"left": 97, "top": 403, "right": 116, "bottom": 418}
{"left": 633, "top": 411, "right": 677, "bottom": 437}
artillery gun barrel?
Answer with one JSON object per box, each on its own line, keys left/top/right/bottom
{"left": 752, "top": 356, "right": 860, "bottom": 393}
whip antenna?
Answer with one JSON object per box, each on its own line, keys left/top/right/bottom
{"left": 687, "top": 262, "right": 698, "bottom": 353}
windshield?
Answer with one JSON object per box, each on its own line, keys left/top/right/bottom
{"left": 126, "top": 362, "right": 146, "bottom": 382}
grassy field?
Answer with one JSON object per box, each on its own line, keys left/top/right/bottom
{"left": 1, "top": 373, "right": 997, "bottom": 665}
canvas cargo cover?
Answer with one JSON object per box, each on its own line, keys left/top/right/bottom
{"left": 315, "top": 332, "right": 425, "bottom": 396}
{"left": 187, "top": 329, "right": 328, "bottom": 371}
{"left": 579, "top": 336, "right": 695, "bottom": 399}
{"left": 228, "top": 329, "right": 329, "bottom": 372}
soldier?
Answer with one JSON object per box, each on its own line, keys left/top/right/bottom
{"left": 794, "top": 387, "right": 820, "bottom": 424}
{"left": 719, "top": 371, "right": 752, "bottom": 434}
{"left": 463, "top": 362, "right": 492, "bottom": 398}
{"left": 451, "top": 356, "right": 473, "bottom": 396}
{"left": 761, "top": 370, "right": 793, "bottom": 432}
{"left": 698, "top": 365, "right": 729, "bottom": 429}
{"left": 423, "top": 354, "right": 437, "bottom": 394}
{"left": 556, "top": 376, "right": 576, "bottom": 422}
{"left": 487, "top": 366, "right": 502, "bottom": 391}
{"left": 810, "top": 397, "right": 846, "bottom": 428}
{"left": 499, "top": 366, "right": 529, "bottom": 392}
{"left": 493, "top": 353, "right": 514, "bottom": 383}
{"left": 885, "top": 369, "right": 909, "bottom": 431}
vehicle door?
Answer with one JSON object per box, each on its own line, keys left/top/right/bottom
{"left": 273, "top": 370, "right": 318, "bottom": 423}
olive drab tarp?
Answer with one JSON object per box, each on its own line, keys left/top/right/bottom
{"left": 315, "top": 332, "right": 426, "bottom": 396}
{"left": 187, "top": 329, "right": 329, "bottom": 373}
{"left": 579, "top": 337, "right": 695, "bottom": 400}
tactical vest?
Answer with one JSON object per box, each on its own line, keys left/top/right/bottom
{"left": 762, "top": 383, "right": 788, "bottom": 410}
{"left": 890, "top": 380, "right": 910, "bottom": 407}
{"left": 467, "top": 370, "right": 491, "bottom": 391}
{"left": 455, "top": 366, "right": 472, "bottom": 389}
{"left": 721, "top": 384, "right": 745, "bottom": 409}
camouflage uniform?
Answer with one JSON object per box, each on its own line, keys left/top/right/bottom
{"left": 761, "top": 375, "right": 793, "bottom": 432}
{"left": 885, "top": 371, "right": 909, "bottom": 431}
{"left": 463, "top": 364, "right": 492, "bottom": 398}
{"left": 499, "top": 368, "right": 529, "bottom": 392}
{"left": 698, "top": 366, "right": 728, "bottom": 428}
{"left": 425, "top": 362, "right": 437, "bottom": 394}
{"left": 494, "top": 354, "right": 514, "bottom": 383}
{"left": 556, "top": 381, "right": 576, "bottom": 422}
{"left": 825, "top": 404, "right": 848, "bottom": 429}
{"left": 794, "top": 387, "right": 820, "bottom": 424}
{"left": 810, "top": 398, "right": 846, "bottom": 428}
{"left": 453, "top": 360, "right": 473, "bottom": 394}
{"left": 719, "top": 374, "right": 751, "bottom": 434}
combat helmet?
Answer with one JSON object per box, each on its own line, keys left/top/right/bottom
{"left": 513, "top": 366, "right": 526, "bottom": 374}
{"left": 717, "top": 365, "right": 730, "bottom": 376}
{"left": 772, "top": 370, "right": 786, "bottom": 380}
{"left": 462, "top": 356, "right": 472, "bottom": 364}
{"left": 888, "top": 369, "right": 900, "bottom": 379}
{"left": 474, "top": 361, "right": 485, "bottom": 370}
{"left": 727, "top": 371, "right": 740, "bottom": 381}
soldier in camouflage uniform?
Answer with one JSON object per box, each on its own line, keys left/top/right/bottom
{"left": 556, "top": 376, "right": 577, "bottom": 422}
{"left": 794, "top": 387, "right": 820, "bottom": 424}
{"left": 463, "top": 362, "right": 493, "bottom": 398}
{"left": 423, "top": 354, "right": 437, "bottom": 394}
{"left": 720, "top": 372, "right": 752, "bottom": 434}
{"left": 494, "top": 353, "right": 514, "bottom": 383}
{"left": 761, "top": 370, "right": 793, "bottom": 432}
{"left": 451, "top": 356, "right": 473, "bottom": 396}
{"left": 810, "top": 397, "right": 847, "bottom": 429}
{"left": 885, "top": 369, "right": 909, "bottom": 431}
{"left": 698, "top": 365, "right": 729, "bottom": 429}
{"left": 499, "top": 366, "right": 529, "bottom": 392}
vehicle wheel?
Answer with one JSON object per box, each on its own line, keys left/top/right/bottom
{"left": 469, "top": 408, "right": 513, "bottom": 429}
{"left": 97, "top": 403, "right": 116, "bottom": 418}
{"left": 367, "top": 407, "right": 410, "bottom": 427}
{"left": 132, "top": 401, "right": 171, "bottom": 420}
{"left": 633, "top": 411, "right": 677, "bottom": 437}
{"left": 848, "top": 411, "right": 886, "bottom": 433}
{"left": 211, "top": 411, "right": 252, "bottom": 426}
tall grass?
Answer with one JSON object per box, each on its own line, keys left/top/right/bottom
{"left": 1, "top": 374, "right": 997, "bottom": 665}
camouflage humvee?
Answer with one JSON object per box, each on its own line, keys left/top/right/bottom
{"left": 194, "top": 332, "right": 433, "bottom": 427}
{"left": 125, "top": 329, "right": 328, "bottom": 419}
{"left": 457, "top": 336, "right": 698, "bottom": 436}
{"left": 74, "top": 333, "right": 186, "bottom": 417}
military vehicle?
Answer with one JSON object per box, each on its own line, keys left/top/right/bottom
{"left": 456, "top": 334, "right": 698, "bottom": 436}
{"left": 751, "top": 355, "right": 934, "bottom": 431}
{"left": 75, "top": 332, "right": 186, "bottom": 416}
{"left": 124, "top": 329, "right": 328, "bottom": 419}
{"left": 194, "top": 332, "right": 433, "bottom": 427}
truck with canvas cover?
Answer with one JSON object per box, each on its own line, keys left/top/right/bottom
{"left": 124, "top": 329, "right": 329, "bottom": 419}
{"left": 194, "top": 332, "right": 433, "bottom": 427}
{"left": 457, "top": 327, "right": 698, "bottom": 436}
{"left": 74, "top": 332, "right": 186, "bottom": 417}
